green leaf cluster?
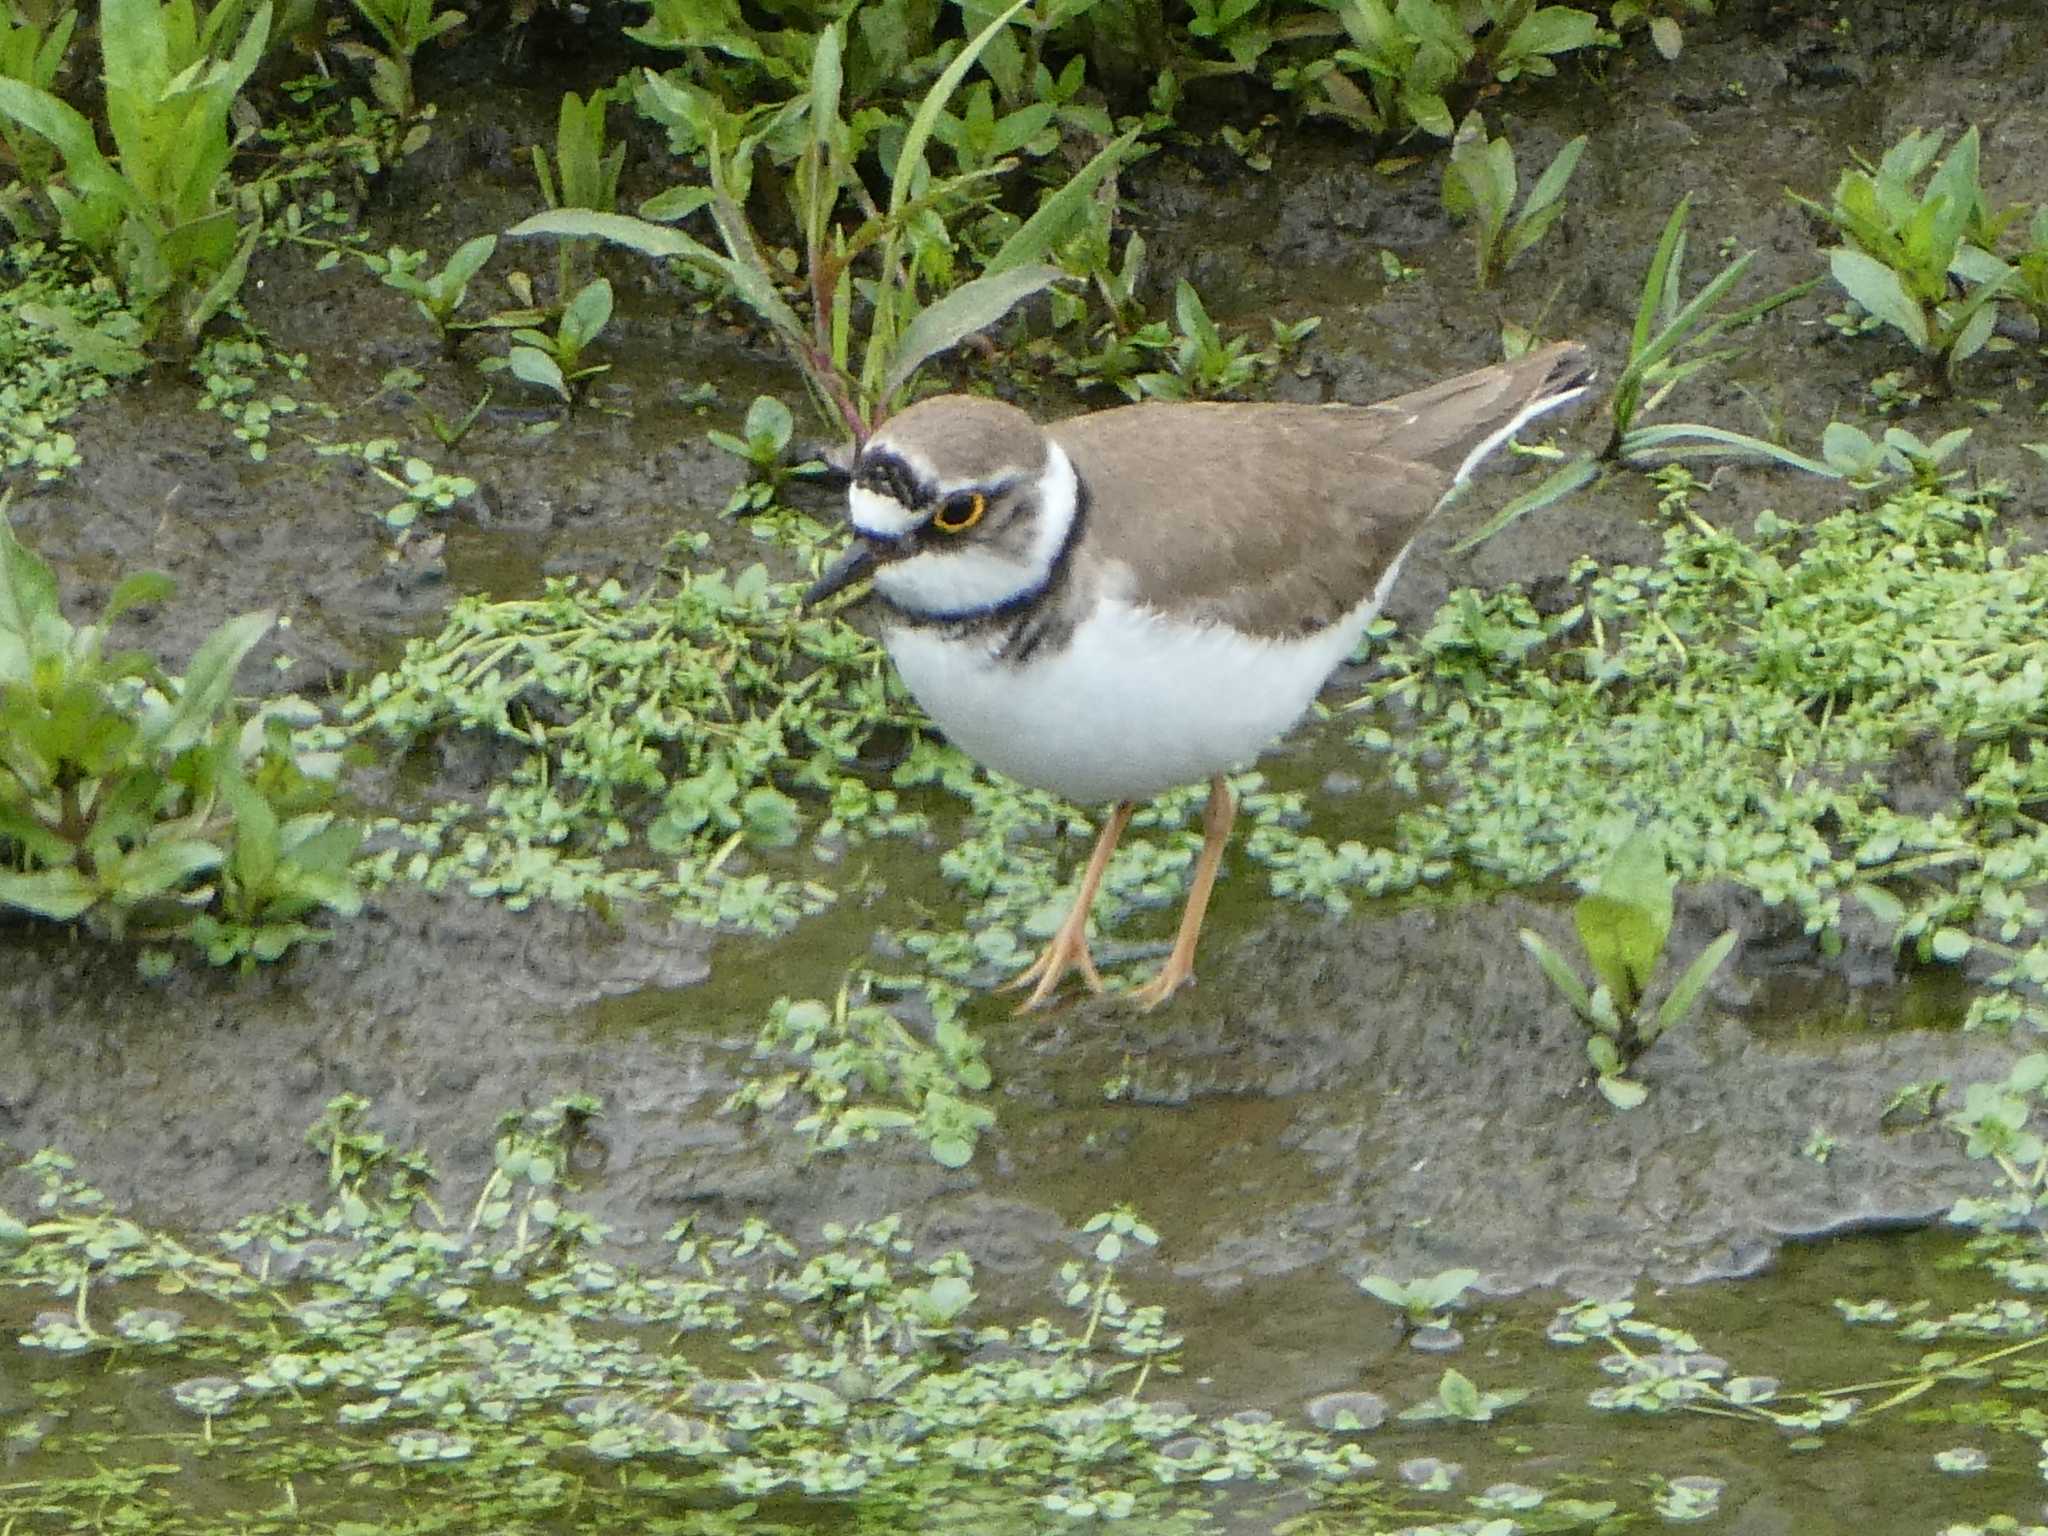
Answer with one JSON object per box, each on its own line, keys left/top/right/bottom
{"left": 1439, "top": 113, "right": 1585, "bottom": 289}
{"left": 0, "top": 516, "right": 361, "bottom": 968}
{"left": 1519, "top": 832, "right": 1736, "bottom": 1107}
{"left": 0, "top": 0, "right": 272, "bottom": 348}
{"left": 513, "top": 3, "right": 1134, "bottom": 433}
{"left": 1280, "top": 0, "right": 1608, "bottom": 140}
{"left": 1793, "top": 127, "right": 2017, "bottom": 378}
{"left": 342, "top": 558, "right": 924, "bottom": 935}
{"left": 1352, "top": 480, "right": 2048, "bottom": 1054}
{"left": 724, "top": 987, "right": 995, "bottom": 1167}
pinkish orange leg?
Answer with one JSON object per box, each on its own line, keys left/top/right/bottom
{"left": 1127, "top": 775, "right": 1236, "bottom": 1011}
{"left": 1001, "top": 801, "right": 1135, "bottom": 1013}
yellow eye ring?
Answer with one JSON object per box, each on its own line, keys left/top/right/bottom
{"left": 932, "top": 491, "right": 986, "bottom": 534}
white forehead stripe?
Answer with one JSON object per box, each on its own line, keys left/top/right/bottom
{"left": 848, "top": 484, "right": 923, "bottom": 539}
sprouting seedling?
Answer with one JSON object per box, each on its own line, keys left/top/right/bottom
{"left": 1440, "top": 113, "right": 1585, "bottom": 290}
{"left": 1818, "top": 422, "right": 1972, "bottom": 492}
{"left": 376, "top": 234, "right": 498, "bottom": 343}
{"left": 707, "top": 394, "right": 825, "bottom": 514}
{"left": 1356, "top": 1266, "right": 1479, "bottom": 1331}
{"left": 491, "top": 277, "right": 613, "bottom": 403}
{"left": 1519, "top": 831, "right": 1737, "bottom": 1109}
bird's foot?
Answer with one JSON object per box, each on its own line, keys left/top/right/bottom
{"left": 1125, "top": 953, "right": 1195, "bottom": 1012}
{"left": 1000, "top": 923, "right": 1106, "bottom": 1013}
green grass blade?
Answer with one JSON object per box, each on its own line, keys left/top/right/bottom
{"left": 1448, "top": 452, "right": 1599, "bottom": 554}
{"left": 1618, "top": 423, "right": 1839, "bottom": 476}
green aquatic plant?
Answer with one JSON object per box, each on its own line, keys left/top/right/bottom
{"left": 0, "top": 514, "right": 360, "bottom": 968}
{"left": 0, "top": 0, "right": 272, "bottom": 348}
{"left": 341, "top": 555, "right": 921, "bottom": 935}
{"left": 1351, "top": 475, "right": 2048, "bottom": 1063}
{"left": 1791, "top": 126, "right": 2014, "bottom": 382}
{"left": 1440, "top": 114, "right": 1585, "bottom": 290}
{"left": 723, "top": 986, "right": 995, "bottom": 1167}
{"left": 0, "top": 1099, "right": 1426, "bottom": 1532}
{"left": 1519, "top": 832, "right": 1737, "bottom": 1107}
{"left": 1356, "top": 1265, "right": 1479, "bottom": 1329}
{"left": 1398, "top": 1367, "right": 1530, "bottom": 1423}
{"left": 367, "top": 450, "right": 476, "bottom": 533}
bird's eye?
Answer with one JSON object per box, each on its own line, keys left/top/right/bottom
{"left": 931, "top": 492, "right": 987, "bottom": 534}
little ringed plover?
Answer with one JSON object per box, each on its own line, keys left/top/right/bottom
{"left": 806, "top": 339, "right": 1596, "bottom": 1011}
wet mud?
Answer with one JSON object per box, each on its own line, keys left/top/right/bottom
{"left": 5, "top": 0, "right": 2047, "bottom": 1316}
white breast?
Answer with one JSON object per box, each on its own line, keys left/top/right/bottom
{"left": 883, "top": 556, "right": 1403, "bottom": 804}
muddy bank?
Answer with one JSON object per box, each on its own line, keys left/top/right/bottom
{"left": 4, "top": 0, "right": 2046, "bottom": 1306}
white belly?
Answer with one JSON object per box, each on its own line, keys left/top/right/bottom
{"left": 883, "top": 583, "right": 1391, "bottom": 804}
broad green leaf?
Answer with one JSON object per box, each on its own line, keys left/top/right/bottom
{"left": 108, "top": 837, "right": 223, "bottom": 898}
{"left": 148, "top": 609, "right": 272, "bottom": 755}
{"left": 560, "top": 278, "right": 613, "bottom": 354}
{"left": 1597, "top": 1074, "right": 1649, "bottom": 1110}
{"left": 1828, "top": 247, "right": 1929, "bottom": 350}
{"left": 0, "top": 865, "right": 97, "bottom": 920}
{"left": 0, "top": 517, "right": 62, "bottom": 644}
{"left": 1820, "top": 420, "right": 1879, "bottom": 473}
{"left": 1931, "top": 926, "right": 1973, "bottom": 962}
{"left": 1504, "top": 5, "right": 1599, "bottom": 60}
{"left": 1576, "top": 834, "right": 1673, "bottom": 1010}
{"left": 1439, "top": 1369, "right": 1482, "bottom": 1417}
{"left": 879, "top": 263, "right": 1066, "bottom": 405}
{"left": 442, "top": 234, "right": 498, "bottom": 286}
{"left": 507, "top": 346, "right": 569, "bottom": 400}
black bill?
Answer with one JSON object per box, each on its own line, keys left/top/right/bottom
{"left": 802, "top": 539, "right": 877, "bottom": 607}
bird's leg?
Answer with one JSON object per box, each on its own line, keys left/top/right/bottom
{"left": 1002, "top": 801, "right": 1135, "bottom": 1013}
{"left": 1128, "top": 775, "right": 1236, "bottom": 1011}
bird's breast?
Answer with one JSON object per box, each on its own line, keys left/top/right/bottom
{"left": 881, "top": 591, "right": 1377, "bottom": 804}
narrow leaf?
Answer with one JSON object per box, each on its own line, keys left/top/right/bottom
{"left": 1651, "top": 929, "right": 1737, "bottom": 1038}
